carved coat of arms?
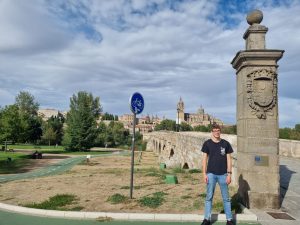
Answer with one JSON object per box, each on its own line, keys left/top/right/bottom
{"left": 246, "top": 69, "right": 277, "bottom": 119}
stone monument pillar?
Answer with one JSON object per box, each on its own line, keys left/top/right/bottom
{"left": 231, "top": 10, "right": 284, "bottom": 209}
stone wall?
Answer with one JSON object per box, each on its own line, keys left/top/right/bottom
{"left": 143, "top": 131, "right": 300, "bottom": 185}
{"left": 279, "top": 139, "right": 300, "bottom": 158}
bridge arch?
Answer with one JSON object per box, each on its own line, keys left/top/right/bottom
{"left": 182, "top": 162, "right": 189, "bottom": 169}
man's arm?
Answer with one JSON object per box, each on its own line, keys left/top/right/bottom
{"left": 226, "top": 153, "right": 232, "bottom": 185}
{"left": 202, "top": 152, "right": 208, "bottom": 183}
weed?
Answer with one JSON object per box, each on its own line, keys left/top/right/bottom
{"left": 188, "top": 169, "right": 202, "bottom": 173}
{"left": 23, "top": 194, "right": 77, "bottom": 210}
{"left": 120, "top": 186, "right": 130, "bottom": 189}
{"left": 199, "top": 193, "right": 206, "bottom": 198}
{"left": 213, "top": 201, "right": 223, "bottom": 212}
{"left": 107, "top": 193, "right": 128, "bottom": 204}
{"left": 181, "top": 195, "right": 192, "bottom": 199}
{"left": 193, "top": 199, "right": 202, "bottom": 209}
{"left": 153, "top": 191, "right": 167, "bottom": 198}
{"left": 172, "top": 167, "right": 186, "bottom": 174}
{"left": 138, "top": 191, "right": 167, "bottom": 208}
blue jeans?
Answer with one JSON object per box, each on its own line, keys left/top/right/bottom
{"left": 204, "top": 173, "right": 232, "bottom": 220}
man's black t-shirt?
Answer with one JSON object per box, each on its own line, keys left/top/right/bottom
{"left": 201, "top": 139, "right": 233, "bottom": 175}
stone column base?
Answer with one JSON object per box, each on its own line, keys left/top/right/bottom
{"left": 249, "top": 191, "right": 280, "bottom": 209}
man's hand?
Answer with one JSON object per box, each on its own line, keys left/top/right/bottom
{"left": 203, "top": 174, "right": 208, "bottom": 184}
{"left": 226, "top": 175, "right": 231, "bottom": 185}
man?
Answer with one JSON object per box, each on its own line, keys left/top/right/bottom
{"left": 201, "top": 123, "right": 234, "bottom": 225}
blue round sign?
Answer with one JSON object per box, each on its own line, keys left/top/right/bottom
{"left": 129, "top": 92, "right": 144, "bottom": 114}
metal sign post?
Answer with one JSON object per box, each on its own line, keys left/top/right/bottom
{"left": 129, "top": 92, "right": 144, "bottom": 199}
{"left": 130, "top": 113, "right": 136, "bottom": 199}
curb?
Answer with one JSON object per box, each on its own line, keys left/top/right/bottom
{"left": 0, "top": 202, "right": 258, "bottom": 222}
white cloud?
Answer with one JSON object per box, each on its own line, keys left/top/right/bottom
{"left": 0, "top": 0, "right": 299, "bottom": 127}
{"left": 0, "top": 0, "right": 71, "bottom": 54}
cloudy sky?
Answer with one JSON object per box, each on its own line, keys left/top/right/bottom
{"left": 0, "top": 0, "right": 299, "bottom": 127}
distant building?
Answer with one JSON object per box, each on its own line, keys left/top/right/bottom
{"left": 119, "top": 113, "right": 162, "bottom": 134}
{"left": 119, "top": 114, "right": 135, "bottom": 124}
{"left": 176, "top": 97, "right": 224, "bottom": 127}
{"left": 38, "top": 109, "right": 60, "bottom": 121}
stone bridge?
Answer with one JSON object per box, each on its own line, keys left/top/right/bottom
{"left": 143, "top": 131, "right": 300, "bottom": 185}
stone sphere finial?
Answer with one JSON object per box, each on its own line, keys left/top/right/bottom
{"left": 246, "top": 9, "right": 263, "bottom": 25}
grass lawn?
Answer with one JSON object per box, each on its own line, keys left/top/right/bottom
{"left": 4, "top": 144, "right": 64, "bottom": 151}
{"left": 3, "top": 144, "right": 127, "bottom": 154}
{"left": 0, "top": 152, "right": 31, "bottom": 174}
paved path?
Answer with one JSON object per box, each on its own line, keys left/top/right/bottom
{"left": 0, "top": 210, "right": 260, "bottom": 225}
{"left": 251, "top": 157, "right": 300, "bottom": 225}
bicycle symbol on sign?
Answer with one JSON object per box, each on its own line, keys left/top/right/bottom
{"left": 130, "top": 93, "right": 144, "bottom": 115}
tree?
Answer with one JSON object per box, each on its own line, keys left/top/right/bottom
{"left": 95, "top": 122, "right": 107, "bottom": 146}
{"left": 193, "top": 125, "right": 209, "bottom": 132}
{"left": 15, "top": 91, "right": 39, "bottom": 116}
{"left": 42, "top": 126, "right": 57, "bottom": 146}
{"left": 102, "top": 112, "right": 115, "bottom": 121}
{"left": 46, "top": 113, "right": 65, "bottom": 144}
{"left": 222, "top": 125, "right": 237, "bottom": 134}
{"left": 279, "top": 128, "right": 291, "bottom": 139}
{"left": 154, "top": 119, "right": 176, "bottom": 131}
{"left": 111, "top": 121, "right": 129, "bottom": 146}
{"left": 295, "top": 124, "right": 300, "bottom": 132}
{"left": 94, "top": 121, "right": 130, "bottom": 147}
{"left": 179, "top": 122, "right": 192, "bottom": 131}
{"left": 15, "top": 91, "right": 41, "bottom": 143}
{"left": 0, "top": 104, "right": 22, "bottom": 143}
{"left": 63, "top": 91, "right": 102, "bottom": 151}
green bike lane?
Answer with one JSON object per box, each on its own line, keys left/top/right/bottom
{"left": 0, "top": 210, "right": 261, "bottom": 225}
{"left": 0, "top": 156, "right": 85, "bottom": 183}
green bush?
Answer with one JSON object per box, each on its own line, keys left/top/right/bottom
{"left": 138, "top": 192, "right": 167, "bottom": 208}
{"left": 107, "top": 193, "right": 128, "bottom": 204}
{"left": 23, "top": 194, "right": 77, "bottom": 210}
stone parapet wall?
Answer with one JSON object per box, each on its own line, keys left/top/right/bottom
{"left": 279, "top": 139, "right": 300, "bottom": 158}
{"left": 143, "top": 131, "right": 300, "bottom": 186}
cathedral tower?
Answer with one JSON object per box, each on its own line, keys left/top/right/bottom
{"left": 176, "top": 97, "right": 185, "bottom": 124}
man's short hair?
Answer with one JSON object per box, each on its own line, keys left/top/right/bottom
{"left": 211, "top": 123, "right": 221, "bottom": 131}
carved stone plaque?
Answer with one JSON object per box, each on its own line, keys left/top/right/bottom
{"left": 246, "top": 69, "right": 277, "bottom": 119}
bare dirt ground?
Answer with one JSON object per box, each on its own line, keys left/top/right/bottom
{"left": 0, "top": 151, "right": 236, "bottom": 214}
{"left": 21, "top": 154, "right": 71, "bottom": 172}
